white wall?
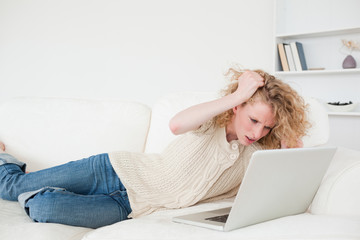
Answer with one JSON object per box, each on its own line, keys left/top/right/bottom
{"left": 0, "top": 0, "right": 275, "bottom": 106}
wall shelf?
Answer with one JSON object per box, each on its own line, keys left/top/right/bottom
{"left": 276, "top": 27, "right": 360, "bottom": 39}
{"left": 275, "top": 68, "right": 360, "bottom": 76}
{"left": 328, "top": 111, "right": 360, "bottom": 117}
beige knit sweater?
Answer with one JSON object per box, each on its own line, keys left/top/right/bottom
{"left": 109, "top": 120, "right": 261, "bottom": 218}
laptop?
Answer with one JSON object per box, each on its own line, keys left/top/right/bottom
{"left": 173, "top": 147, "right": 337, "bottom": 231}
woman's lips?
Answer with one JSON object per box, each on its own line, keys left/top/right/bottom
{"left": 245, "top": 136, "right": 255, "bottom": 144}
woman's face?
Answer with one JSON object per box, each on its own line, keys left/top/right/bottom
{"left": 227, "top": 101, "right": 276, "bottom": 145}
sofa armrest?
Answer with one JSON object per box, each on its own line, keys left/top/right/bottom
{"left": 310, "top": 147, "right": 360, "bottom": 217}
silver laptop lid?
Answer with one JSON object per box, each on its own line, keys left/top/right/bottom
{"left": 224, "top": 147, "right": 336, "bottom": 231}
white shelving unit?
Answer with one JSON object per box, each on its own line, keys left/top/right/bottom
{"left": 275, "top": 0, "right": 360, "bottom": 150}
{"left": 274, "top": 15, "right": 360, "bottom": 117}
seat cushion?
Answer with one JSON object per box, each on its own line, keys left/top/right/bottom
{"left": 83, "top": 198, "right": 360, "bottom": 240}
{"left": 0, "top": 199, "right": 92, "bottom": 240}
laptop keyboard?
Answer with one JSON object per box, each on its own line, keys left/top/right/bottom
{"left": 205, "top": 214, "right": 229, "bottom": 223}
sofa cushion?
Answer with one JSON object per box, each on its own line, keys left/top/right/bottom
{"left": 0, "top": 97, "right": 151, "bottom": 171}
{"left": 310, "top": 147, "right": 360, "bottom": 217}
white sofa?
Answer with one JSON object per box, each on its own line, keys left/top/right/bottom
{"left": 0, "top": 92, "right": 359, "bottom": 240}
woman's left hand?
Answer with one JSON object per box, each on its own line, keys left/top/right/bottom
{"left": 281, "top": 139, "right": 303, "bottom": 149}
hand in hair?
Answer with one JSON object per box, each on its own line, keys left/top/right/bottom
{"left": 233, "top": 70, "right": 265, "bottom": 104}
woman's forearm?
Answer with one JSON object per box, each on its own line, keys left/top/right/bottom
{"left": 169, "top": 93, "right": 243, "bottom": 135}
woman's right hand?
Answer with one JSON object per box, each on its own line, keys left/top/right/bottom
{"left": 232, "top": 71, "right": 265, "bottom": 105}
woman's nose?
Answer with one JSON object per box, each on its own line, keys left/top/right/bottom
{"left": 252, "top": 126, "right": 263, "bottom": 139}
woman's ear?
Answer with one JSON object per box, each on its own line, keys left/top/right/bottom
{"left": 233, "top": 103, "right": 244, "bottom": 114}
{"left": 233, "top": 106, "right": 238, "bottom": 114}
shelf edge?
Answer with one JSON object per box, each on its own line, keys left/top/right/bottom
{"left": 328, "top": 112, "right": 360, "bottom": 117}
{"left": 276, "top": 27, "right": 360, "bottom": 39}
{"left": 275, "top": 68, "right": 360, "bottom": 76}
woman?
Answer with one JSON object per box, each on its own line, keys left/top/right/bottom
{"left": 0, "top": 69, "right": 310, "bottom": 228}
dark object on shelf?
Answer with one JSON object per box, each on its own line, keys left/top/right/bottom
{"left": 328, "top": 101, "right": 353, "bottom": 106}
{"left": 326, "top": 101, "right": 358, "bottom": 112}
{"left": 342, "top": 55, "right": 357, "bottom": 69}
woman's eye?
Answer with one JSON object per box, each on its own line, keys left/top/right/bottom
{"left": 250, "top": 118, "right": 258, "bottom": 123}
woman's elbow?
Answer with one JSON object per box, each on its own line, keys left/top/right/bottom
{"left": 169, "top": 119, "right": 181, "bottom": 135}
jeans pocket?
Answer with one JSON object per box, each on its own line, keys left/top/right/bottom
{"left": 110, "top": 190, "right": 132, "bottom": 215}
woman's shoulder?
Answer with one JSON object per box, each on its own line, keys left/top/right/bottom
{"left": 192, "top": 119, "right": 217, "bottom": 135}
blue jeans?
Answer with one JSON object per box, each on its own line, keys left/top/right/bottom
{"left": 0, "top": 153, "right": 132, "bottom": 228}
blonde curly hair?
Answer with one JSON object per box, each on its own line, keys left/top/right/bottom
{"left": 214, "top": 68, "right": 311, "bottom": 149}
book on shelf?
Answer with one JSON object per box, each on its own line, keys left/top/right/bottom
{"left": 277, "top": 41, "right": 308, "bottom": 72}
{"left": 290, "top": 42, "right": 308, "bottom": 71}
{"left": 290, "top": 42, "right": 302, "bottom": 71}
{"left": 277, "top": 43, "right": 289, "bottom": 71}
{"left": 284, "top": 44, "right": 296, "bottom": 71}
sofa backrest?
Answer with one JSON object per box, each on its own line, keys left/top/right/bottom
{"left": 0, "top": 97, "right": 151, "bottom": 172}
{"left": 145, "top": 92, "right": 218, "bottom": 153}
{"left": 0, "top": 93, "right": 330, "bottom": 171}
{"left": 301, "top": 97, "right": 330, "bottom": 147}
{"left": 145, "top": 92, "right": 329, "bottom": 153}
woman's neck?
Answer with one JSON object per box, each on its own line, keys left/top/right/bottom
{"left": 225, "top": 120, "right": 238, "bottom": 142}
